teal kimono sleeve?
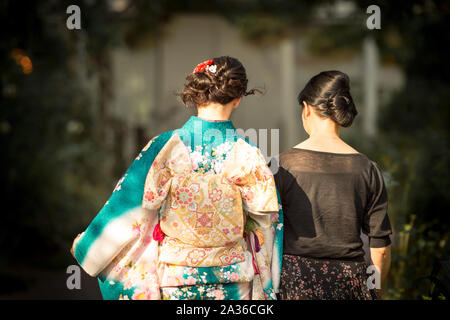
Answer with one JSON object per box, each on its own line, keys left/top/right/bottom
{"left": 73, "top": 131, "right": 173, "bottom": 277}
{"left": 271, "top": 189, "right": 284, "bottom": 294}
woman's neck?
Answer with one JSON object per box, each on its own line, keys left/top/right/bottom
{"left": 308, "top": 131, "right": 341, "bottom": 142}
{"left": 296, "top": 118, "right": 358, "bottom": 153}
{"left": 306, "top": 123, "right": 343, "bottom": 147}
{"left": 196, "top": 102, "right": 234, "bottom": 121}
{"left": 308, "top": 118, "right": 341, "bottom": 139}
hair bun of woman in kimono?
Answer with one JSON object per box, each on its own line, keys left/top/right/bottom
{"left": 180, "top": 56, "right": 260, "bottom": 108}
{"left": 297, "top": 70, "right": 358, "bottom": 127}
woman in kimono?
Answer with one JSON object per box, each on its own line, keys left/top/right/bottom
{"left": 71, "top": 56, "right": 283, "bottom": 300}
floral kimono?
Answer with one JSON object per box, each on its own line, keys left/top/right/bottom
{"left": 73, "top": 116, "right": 284, "bottom": 300}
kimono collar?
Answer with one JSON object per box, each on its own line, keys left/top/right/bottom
{"left": 181, "top": 116, "right": 236, "bottom": 134}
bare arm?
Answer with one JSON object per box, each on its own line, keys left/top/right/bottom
{"left": 369, "top": 244, "right": 391, "bottom": 295}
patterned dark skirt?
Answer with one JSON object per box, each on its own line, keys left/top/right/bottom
{"left": 278, "top": 254, "right": 378, "bottom": 300}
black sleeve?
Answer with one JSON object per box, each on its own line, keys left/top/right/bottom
{"left": 269, "top": 157, "right": 284, "bottom": 196}
{"left": 363, "top": 162, "right": 392, "bottom": 248}
{"left": 273, "top": 164, "right": 295, "bottom": 207}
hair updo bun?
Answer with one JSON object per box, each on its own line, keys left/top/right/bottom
{"left": 297, "top": 70, "right": 358, "bottom": 127}
{"left": 179, "top": 56, "right": 258, "bottom": 108}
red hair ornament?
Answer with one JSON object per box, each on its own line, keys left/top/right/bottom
{"left": 193, "top": 59, "right": 214, "bottom": 73}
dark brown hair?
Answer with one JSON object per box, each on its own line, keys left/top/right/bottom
{"left": 297, "top": 70, "right": 358, "bottom": 127}
{"left": 179, "top": 56, "right": 258, "bottom": 108}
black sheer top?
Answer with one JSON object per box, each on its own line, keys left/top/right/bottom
{"left": 274, "top": 148, "right": 392, "bottom": 261}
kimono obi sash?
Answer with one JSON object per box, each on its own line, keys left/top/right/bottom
{"left": 143, "top": 133, "right": 279, "bottom": 268}
{"left": 158, "top": 171, "right": 247, "bottom": 267}
{"left": 161, "top": 172, "right": 244, "bottom": 247}
{"left": 159, "top": 236, "right": 247, "bottom": 267}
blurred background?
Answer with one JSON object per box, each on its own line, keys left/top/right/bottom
{"left": 0, "top": 0, "right": 448, "bottom": 300}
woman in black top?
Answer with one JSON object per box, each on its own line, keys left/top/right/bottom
{"left": 275, "top": 71, "right": 392, "bottom": 300}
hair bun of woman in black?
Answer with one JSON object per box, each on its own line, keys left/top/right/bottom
{"left": 298, "top": 70, "right": 358, "bottom": 128}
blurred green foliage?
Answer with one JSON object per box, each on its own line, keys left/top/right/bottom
{"left": 372, "top": 0, "right": 448, "bottom": 300}
{"left": 0, "top": 0, "right": 119, "bottom": 274}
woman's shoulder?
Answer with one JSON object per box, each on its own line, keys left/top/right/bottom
{"left": 278, "top": 146, "right": 379, "bottom": 173}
